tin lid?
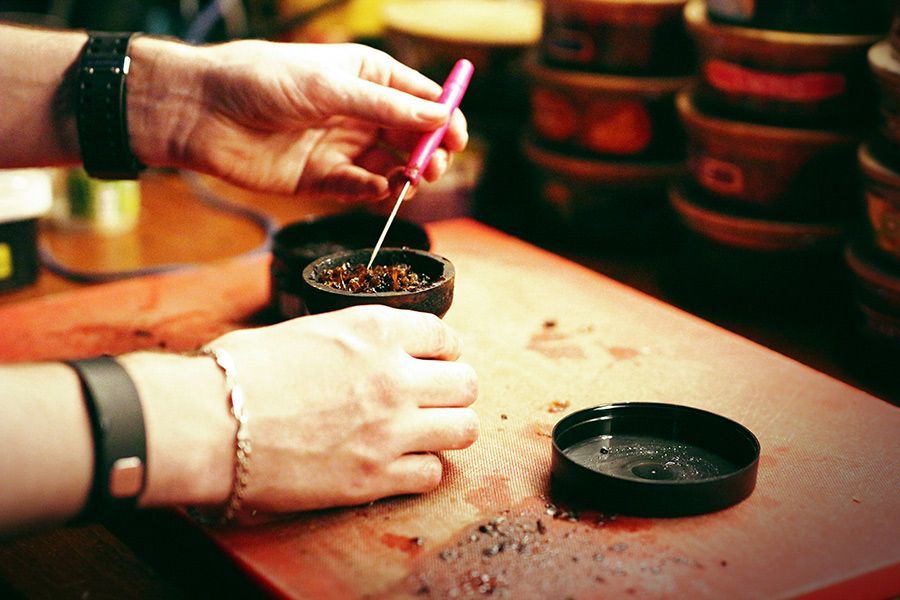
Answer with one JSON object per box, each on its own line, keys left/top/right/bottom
{"left": 383, "top": 0, "right": 542, "bottom": 46}
{"left": 868, "top": 40, "right": 900, "bottom": 89}
{"left": 523, "top": 136, "right": 684, "bottom": 184}
{"left": 0, "top": 169, "right": 53, "bottom": 223}
{"left": 525, "top": 55, "right": 694, "bottom": 95}
{"left": 551, "top": 403, "right": 760, "bottom": 517}
{"left": 669, "top": 184, "right": 845, "bottom": 252}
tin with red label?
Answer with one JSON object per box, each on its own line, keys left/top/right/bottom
{"left": 526, "top": 58, "right": 691, "bottom": 161}
{"left": 707, "top": 0, "right": 891, "bottom": 35}
{"left": 541, "top": 0, "right": 693, "bottom": 75}
{"left": 678, "top": 91, "right": 861, "bottom": 219}
{"left": 685, "top": 0, "right": 881, "bottom": 127}
{"left": 859, "top": 142, "right": 900, "bottom": 264}
{"left": 666, "top": 183, "right": 849, "bottom": 313}
{"left": 846, "top": 240, "right": 900, "bottom": 358}
{"left": 869, "top": 41, "right": 900, "bottom": 156}
{"left": 522, "top": 137, "right": 683, "bottom": 250}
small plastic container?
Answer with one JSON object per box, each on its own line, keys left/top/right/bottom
{"left": 869, "top": 41, "right": 900, "bottom": 156}
{"left": 526, "top": 57, "right": 691, "bottom": 160}
{"left": 540, "top": 0, "right": 693, "bottom": 75}
{"left": 551, "top": 403, "right": 760, "bottom": 516}
{"left": 522, "top": 138, "right": 683, "bottom": 250}
{"left": 707, "top": 0, "right": 891, "bottom": 35}
{"left": 55, "top": 168, "right": 141, "bottom": 234}
{"left": 270, "top": 212, "right": 429, "bottom": 320}
{"left": 382, "top": 0, "right": 542, "bottom": 116}
{"left": 677, "top": 91, "right": 861, "bottom": 219}
{"left": 667, "top": 183, "right": 849, "bottom": 312}
{"left": 685, "top": 0, "right": 881, "bottom": 128}
{"left": 0, "top": 169, "right": 52, "bottom": 293}
{"left": 859, "top": 142, "right": 900, "bottom": 264}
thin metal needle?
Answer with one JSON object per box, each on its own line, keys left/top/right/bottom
{"left": 366, "top": 180, "right": 411, "bottom": 269}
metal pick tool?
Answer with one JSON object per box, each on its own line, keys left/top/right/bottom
{"left": 367, "top": 59, "right": 475, "bottom": 269}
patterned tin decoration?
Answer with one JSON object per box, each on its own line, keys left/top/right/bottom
{"left": 677, "top": 91, "right": 860, "bottom": 219}
{"left": 685, "top": 0, "right": 881, "bottom": 128}
{"left": 541, "top": 0, "right": 692, "bottom": 75}
{"left": 527, "top": 58, "right": 691, "bottom": 160}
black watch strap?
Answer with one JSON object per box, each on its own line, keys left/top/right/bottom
{"left": 67, "top": 356, "right": 147, "bottom": 519}
{"left": 76, "top": 32, "right": 146, "bottom": 180}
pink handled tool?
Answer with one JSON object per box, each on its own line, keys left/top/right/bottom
{"left": 367, "top": 59, "right": 475, "bottom": 268}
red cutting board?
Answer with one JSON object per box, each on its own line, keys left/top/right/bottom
{"left": 1, "top": 219, "right": 898, "bottom": 599}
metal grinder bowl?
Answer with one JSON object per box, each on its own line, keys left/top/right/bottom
{"left": 551, "top": 403, "right": 760, "bottom": 517}
{"left": 301, "top": 248, "right": 455, "bottom": 318}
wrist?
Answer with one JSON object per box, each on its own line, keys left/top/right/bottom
{"left": 117, "top": 351, "right": 234, "bottom": 508}
{"left": 126, "top": 36, "right": 206, "bottom": 169}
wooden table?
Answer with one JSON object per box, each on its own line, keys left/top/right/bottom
{"left": 1, "top": 172, "right": 898, "bottom": 598}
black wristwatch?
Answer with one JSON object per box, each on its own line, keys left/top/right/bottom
{"left": 75, "top": 32, "right": 146, "bottom": 180}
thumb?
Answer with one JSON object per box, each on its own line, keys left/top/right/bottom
{"left": 321, "top": 77, "right": 450, "bottom": 131}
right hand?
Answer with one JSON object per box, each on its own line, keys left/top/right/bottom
{"left": 206, "top": 305, "right": 479, "bottom": 515}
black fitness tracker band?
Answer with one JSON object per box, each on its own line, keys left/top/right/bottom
{"left": 75, "top": 31, "right": 146, "bottom": 180}
{"left": 67, "top": 356, "right": 147, "bottom": 519}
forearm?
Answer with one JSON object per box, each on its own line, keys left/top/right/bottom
{"left": 0, "top": 24, "right": 86, "bottom": 168}
{"left": 0, "top": 23, "right": 205, "bottom": 171}
{"left": 0, "top": 353, "right": 233, "bottom": 536}
{"left": 118, "top": 352, "right": 233, "bottom": 508}
{"left": 0, "top": 362, "right": 92, "bottom": 534}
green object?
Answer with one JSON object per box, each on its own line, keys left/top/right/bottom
{"left": 66, "top": 168, "right": 141, "bottom": 233}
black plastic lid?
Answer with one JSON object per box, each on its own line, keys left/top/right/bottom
{"left": 551, "top": 403, "right": 760, "bottom": 517}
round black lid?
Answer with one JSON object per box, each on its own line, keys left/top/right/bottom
{"left": 551, "top": 403, "right": 760, "bottom": 517}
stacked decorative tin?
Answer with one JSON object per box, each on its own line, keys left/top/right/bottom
{"left": 522, "top": 0, "right": 693, "bottom": 250}
{"left": 668, "top": 0, "right": 887, "bottom": 310}
{"left": 847, "top": 3, "right": 900, "bottom": 372}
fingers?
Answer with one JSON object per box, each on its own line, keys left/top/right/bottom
{"left": 397, "top": 408, "right": 480, "bottom": 454}
{"left": 382, "top": 453, "right": 444, "bottom": 496}
{"left": 404, "top": 359, "right": 478, "bottom": 408}
{"left": 394, "top": 310, "right": 462, "bottom": 360}
{"left": 327, "top": 77, "right": 451, "bottom": 132}
{"left": 380, "top": 108, "right": 468, "bottom": 153}
{"left": 381, "top": 58, "right": 444, "bottom": 101}
{"left": 313, "top": 164, "right": 391, "bottom": 202}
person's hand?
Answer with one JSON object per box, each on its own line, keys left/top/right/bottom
{"left": 127, "top": 39, "right": 469, "bottom": 202}
{"left": 203, "top": 305, "right": 479, "bottom": 514}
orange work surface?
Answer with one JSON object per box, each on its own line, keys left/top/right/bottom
{"left": 1, "top": 219, "right": 898, "bottom": 599}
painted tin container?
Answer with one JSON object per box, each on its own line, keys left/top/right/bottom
{"left": 522, "top": 138, "right": 683, "bottom": 249}
{"left": 667, "top": 183, "right": 848, "bottom": 311}
{"left": 845, "top": 240, "right": 900, "bottom": 365}
{"left": 526, "top": 58, "right": 691, "bottom": 160}
{"left": 707, "top": 0, "right": 891, "bottom": 35}
{"left": 383, "top": 0, "right": 541, "bottom": 116}
{"left": 677, "top": 91, "right": 861, "bottom": 219}
{"left": 541, "top": 0, "right": 692, "bottom": 75}
{"left": 685, "top": 0, "right": 881, "bottom": 128}
{"left": 859, "top": 142, "right": 900, "bottom": 264}
{"left": 869, "top": 40, "right": 900, "bottom": 155}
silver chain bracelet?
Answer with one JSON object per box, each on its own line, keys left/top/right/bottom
{"left": 202, "top": 345, "right": 251, "bottom": 524}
